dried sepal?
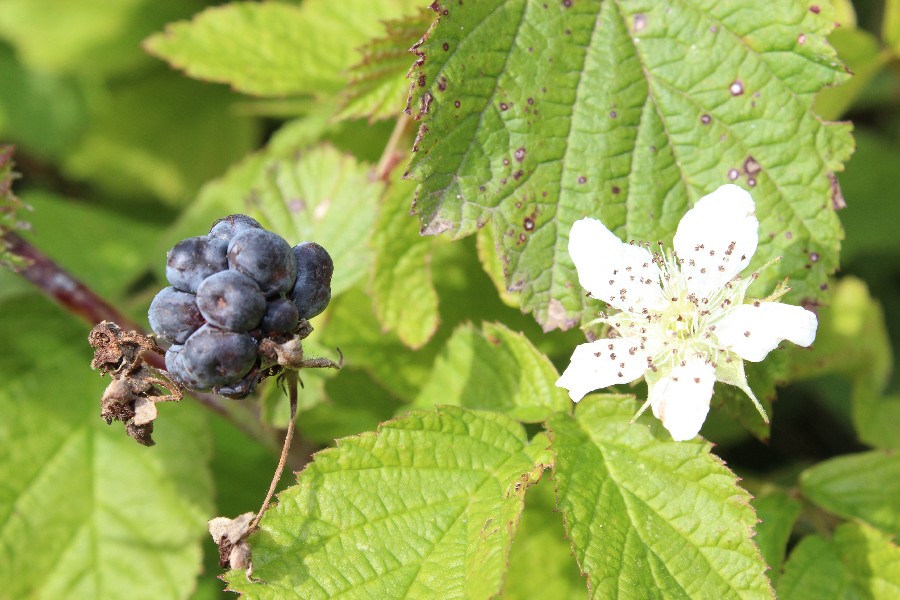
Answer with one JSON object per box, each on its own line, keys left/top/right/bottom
{"left": 89, "top": 320, "right": 183, "bottom": 446}
{"left": 209, "top": 512, "right": 255, "bottom": 573}
{"left": 88, "top": 321, "right": 162, "bottom": 376}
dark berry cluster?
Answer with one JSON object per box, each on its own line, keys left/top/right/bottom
{"left": 149, "top": 215, "right": 333, "bottom": 397}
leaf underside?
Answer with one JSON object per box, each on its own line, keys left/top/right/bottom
{"left": 407, "top": 0, "right": 852, "bottom": 331}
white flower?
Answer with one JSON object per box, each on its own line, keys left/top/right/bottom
{"left": 556, "top": 184, "right": 817, "bottom": 441}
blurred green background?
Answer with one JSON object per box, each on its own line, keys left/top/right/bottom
{"left": 2, "top": 0, "right": 900, "bottom": 597}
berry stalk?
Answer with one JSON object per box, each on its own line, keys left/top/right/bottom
{"left": 250, "top": 368, "right": 299, "bottom": 532}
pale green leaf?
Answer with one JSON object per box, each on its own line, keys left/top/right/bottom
{"left": 407, "top": 0, "right": 852, "bottom": 330}
{"left": 752, "top": 492, "right": 802, "bottom": 584}
{"left": 778, "top": 523, "right": 900, "bottom": 600}
{"left": 370, "top": 177, "right": 441, "bottom": 349}
{"left": 338, "top": 9, "right": 434, "bottom": 122}
{"left": 801, "top": 450, "right": 900, "bottom": 538}
{"left": 412, "top": 321, "right": 570, "bottom": 422}
{"left": 226, "top": 407, "right": 542, "bottom": 599}
{"left": 0, "top": 295, "right": 213, "bottom": 600}
{"left": 502, "top": 476, "right": 587, "bottom": 599}
{"left": 550, "top": 394, "right": 773, "bottom": 599}
{"left": 145, "top": 0, "right": 422, "bottom": 97}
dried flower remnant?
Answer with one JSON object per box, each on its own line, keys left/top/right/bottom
{"left": 209, "top": 512, "right": 255, "bottom": 573}
{"left": 89, "top": 321, "right": 183, "bottom": 446}
{"left": 556, "top": 185, "right": 817, "bottom": 441}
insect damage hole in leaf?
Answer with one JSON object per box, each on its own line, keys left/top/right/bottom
{"left": 405, "top": 0, "right": 853, "bottom": 331}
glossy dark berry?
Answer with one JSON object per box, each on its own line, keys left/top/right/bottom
{"left": 195, "top": 270, "right": 266, "bottom": 332}
{"left": 227, "top": 228, "right": 297, "bottom": 297}
{"left": 179, "top": 325, "right": 257, "bottom": 390}
{"left": 165, "top": 236, "right": 228, "bottom": 293}
{"left": 209, "top": 214, "right": 262, "bottom": 242}
{"left": 290, "top": 242, "right": 333, "bottom": 319}
{"left": 148, "top": 287, "right": 205, "bottom": 344}
{"left": 260, "top": 298, "right": 300, "bottom": 334}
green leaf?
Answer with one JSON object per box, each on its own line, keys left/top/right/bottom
{"left": 502, "top": 476, "right": 587, "bottom": 599}
{"left": 801, "top": 450, "right": 900, "bottom": 539}
{"left": 412, "top": 321, "right": 570, "bottom": 421}
{"left": 145, "top": 0, "right": 422, "bottom": 97}
{"left": 0, "top": 294, "right": 213, "bottom": 600}
{"left": 550, "top": 394, "right": 773, "bottom": 599}
{"left": 751, "top": 492, "right": 802, "bottom": 584}
{"left": 226, "top": 407, "right": 543, "bottom": 599}
{"left": 370, "top": 177, "right": 441, "bottom": 349}
{"left": 338, "top": 9, "right": 434, "bottom": 122}
{"left": 406, "top": 0, "right": 852, "bottom": 330}
{"left": 778, "top": 523, "right": 900, "bottom": 600}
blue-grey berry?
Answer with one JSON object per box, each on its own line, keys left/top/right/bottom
{"left": 148, "top": 287, "right": 205, "bottom": 344}
{"left": 260, "top": 298, "right": 300, "bottom": 334}
{"left": 290, "top": 242, "right": 333, "bottom": 319}
{"left": 209, "top": 214, "right": 262, "bottom": 242}
{"left": 227, "top": 228, "right": 297, "bottom": 297}
{"left": 179, "top": 325, "right": 257, "bottom": 390}
{"left": 195, "top": 270, "right": 266, "bottom": 331}
{"left": 166, "top": 236, "right": 228, "bottom": 293}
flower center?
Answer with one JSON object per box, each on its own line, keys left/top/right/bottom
{"left": 661, "top": 295, "right": 698, "bottom": 341}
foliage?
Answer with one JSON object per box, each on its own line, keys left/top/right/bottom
{"left": 3, "top": 0, "right": 900, "bottom": 598}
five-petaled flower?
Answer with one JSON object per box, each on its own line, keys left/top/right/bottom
{"left": 556, "top": 184, "right": 817, "bottom": 441}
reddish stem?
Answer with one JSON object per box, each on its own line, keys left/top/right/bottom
{"left": 3, "top": 230, "right": 146, "bottom": 333}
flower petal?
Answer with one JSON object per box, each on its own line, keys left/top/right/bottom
{"left": 556, "top": 337, "right": 650, "bottom": 402}
{"left": 673, "top": 185, "right": 758, "bottom": 299}
{"left": 648, "top": 357, "right": 715, "bottom": 441}
{"left": 714, "top": 302, "right": 817, "bottom": 362}
{"left": 569, "top": 218, "right": 666, "bottom": 312}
